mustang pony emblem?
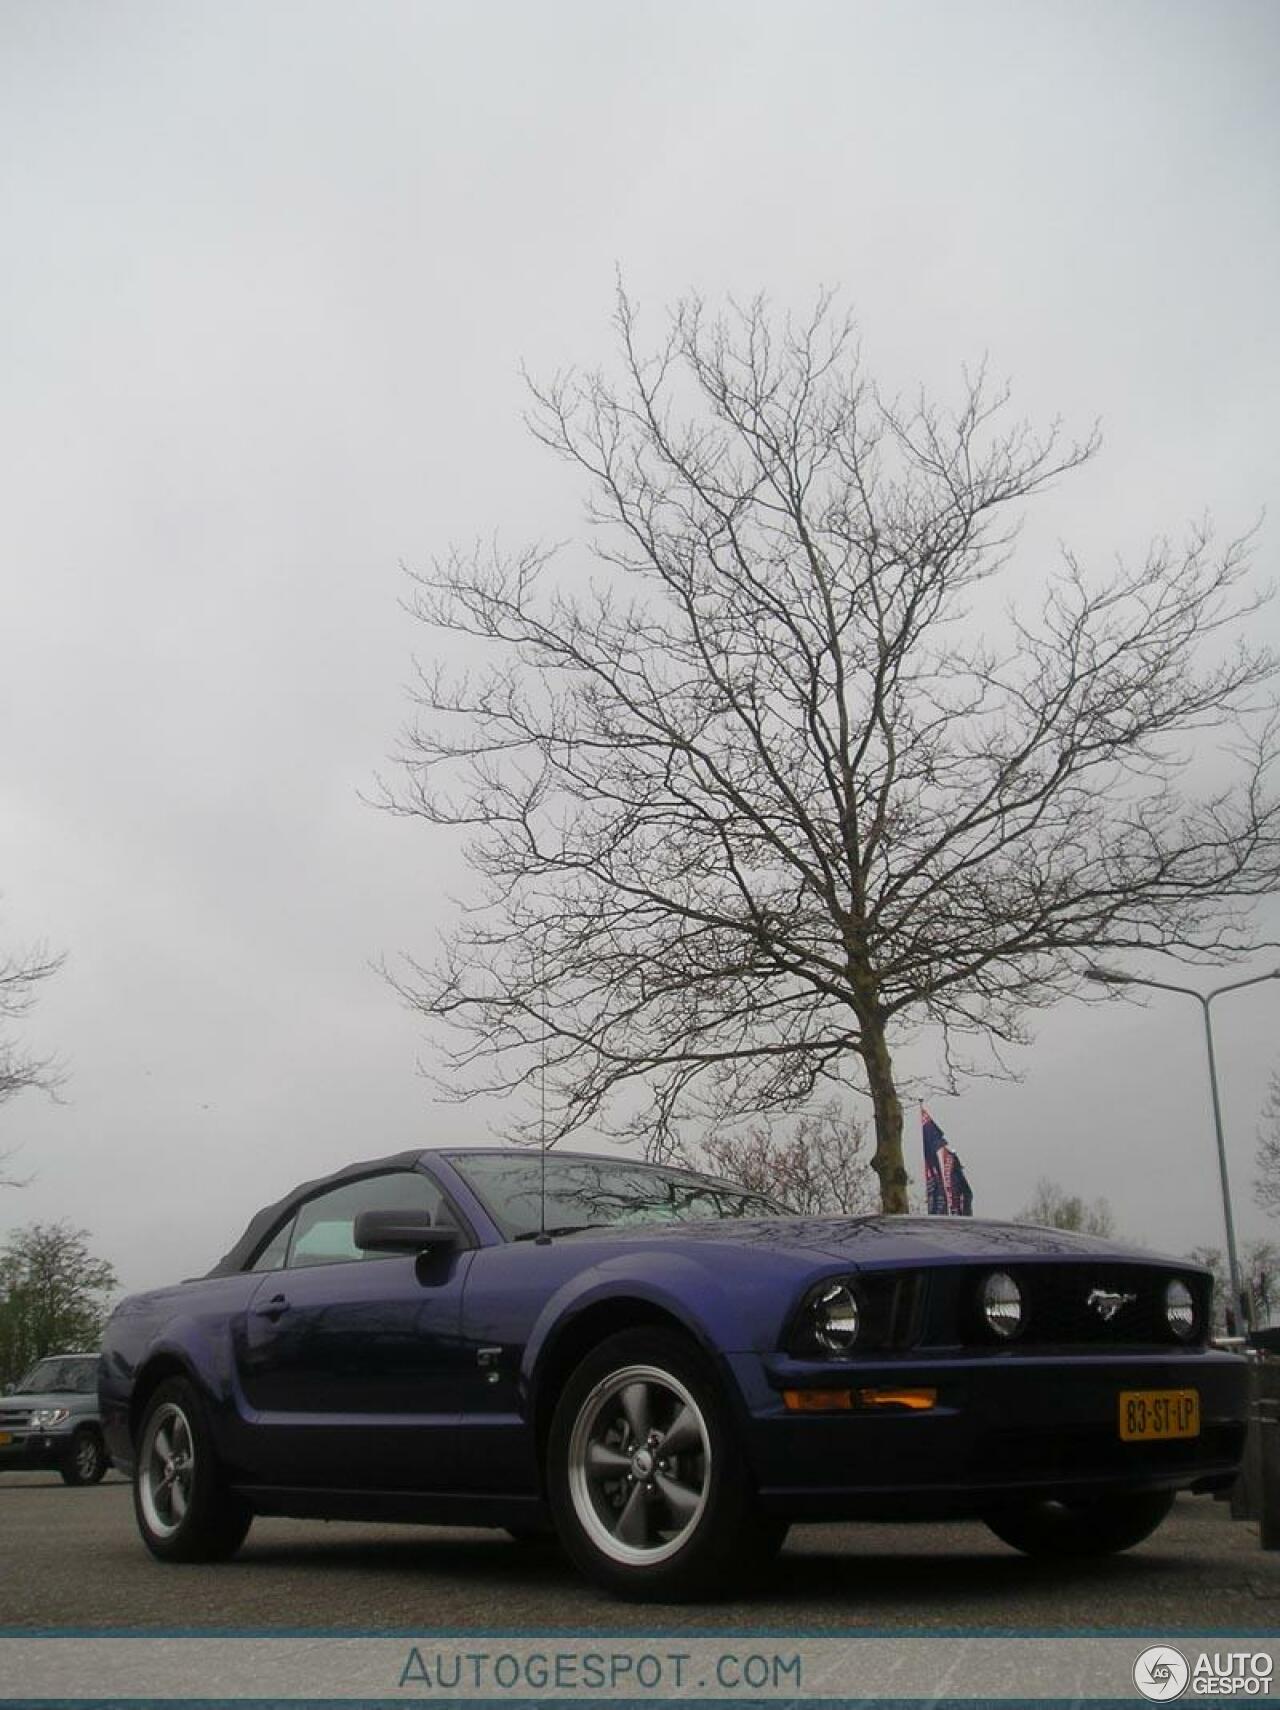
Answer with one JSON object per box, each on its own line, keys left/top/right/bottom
{"left": 1087, "top": 1287, "right": 1137, "bottom": 1321}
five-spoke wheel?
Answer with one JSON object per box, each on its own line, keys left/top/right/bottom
{"left": 138, "top": 1401, "right": 196, "bottom": 1539}
{"left": 567, "top": 1362, "right": 712, "bottom": 1566}
{"left": 548, "top": 1329, "right": 784, "bottom": 1599}
{"left": 133, "top": 1377, "right": 252, "bottom": 1562}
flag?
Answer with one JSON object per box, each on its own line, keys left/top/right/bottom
{"left": 922, "top": 1108, "right": 974, "bottom": 1216}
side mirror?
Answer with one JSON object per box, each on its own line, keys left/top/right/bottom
{"left": 353, "top": 1209, "right": 459, "bottom": 1255}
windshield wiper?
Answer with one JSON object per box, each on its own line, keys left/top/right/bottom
{"left": 511, "top": 1223, "right": 599, "bottom": 1242}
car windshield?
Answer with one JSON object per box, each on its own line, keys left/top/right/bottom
{"left": 13, "top": 1356, "right": 97, "bottom": 1395}
{"left": 446, "top": 1153, "right": 788, "bottom": 1240}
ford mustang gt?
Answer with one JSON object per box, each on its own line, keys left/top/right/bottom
{"left": 99, "top": 1148, "right": 1247, "bottom": 1599}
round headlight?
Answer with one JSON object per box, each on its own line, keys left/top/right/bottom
{"left": 1166, "top": 1278, "right": 1196, "bottom": 1340}
{"left": 811, "top": 1282, "right": 860, "bottom": 1352}
{"left": 981, "top": 1271, "right": 1024, "bottom": 1339}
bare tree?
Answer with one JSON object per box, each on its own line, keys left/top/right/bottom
{"left": 1254, "top": 1070, "right": 1280, "bottom": 1222}
{"left": 387, "top": 288, "right": 1280, "bottom": 1211}
{"left": 694, "top": 1102, "right": 875, "bottom": 1217}
{"left": 1189, "top": 1239, "right": 1278, "bottom": 1336}
{"left": 1, "top": 930, "right": 64, "bottom": 1187}
{"left": 1017, "top": 1178, "right": 1117, "bottom": 1238}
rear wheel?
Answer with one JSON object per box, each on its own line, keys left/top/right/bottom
{"left": 983, "top": 1488, "right": 1175, "bottom": 1557}
{"left": 133, "top": 1378, "right": 252, "bottom": 1562}
{"left": 60, "top": 1426, "right": 108, "bottom": 1486}
{"left": 547, "top": 1328, "right": 778, "bottom": 1600}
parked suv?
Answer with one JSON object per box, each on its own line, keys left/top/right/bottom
{"left": 0, "top": 1353, "right": 109, "bottom": 1484}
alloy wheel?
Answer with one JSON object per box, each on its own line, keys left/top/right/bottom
{"left": 566, "top": 1362, "right": 711, "bottom": 1565}
{"left": 74, "top": 1433, "right": 102, "bottom": 1480}
{"left": 138, "top": 1402, "right": 195, "bottom": 1539}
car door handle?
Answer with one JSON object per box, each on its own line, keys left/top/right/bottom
{"left": 252, "top": 1295, "right": 290, "bottom": 1321}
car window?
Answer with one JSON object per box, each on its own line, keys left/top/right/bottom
{"left": 15, "top": 1356, "right": 97, "bottom": 1394}
{"left": 446, "top": 1154, "right": 787, "bottom": 1240}
{"left": 249, "top": 1216, "right": 296, "bottom": 1273}
{"left": 284, "top": 1170, "right": 450, "bottom": 1269}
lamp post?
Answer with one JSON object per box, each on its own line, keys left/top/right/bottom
{"left": 1085, "top": 965, "right": 1280, "bottom": 1336}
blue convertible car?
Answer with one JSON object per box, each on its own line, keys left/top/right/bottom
{"left": 99, "top": 1148, "right": 1247, "bottom": 1599}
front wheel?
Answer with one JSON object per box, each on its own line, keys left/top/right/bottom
{"left": 133, "top": 1377, "right": 252, "bottom": 1562}
{"left": 61, "top": 1426, "right": 108, "bottom": 1486}
{"left": 547, "top": 1328, "right": 777, "bottom": 1600}
{"left": 983, "top": 1488, "right": 1176, "bottom": 1557}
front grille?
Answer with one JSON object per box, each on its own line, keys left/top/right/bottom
{"left": 925, "top": 1262, "right": 1210, "bottom": 1350}
{"left": 0, "top": 1408, "right": 32, "bottom": 1429}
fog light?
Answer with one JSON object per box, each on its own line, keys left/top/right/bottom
{"left": 1166, "top": 1278, "right": 1196, "bottom": 1340}
{"left": 981, "top": 1271, "right": 1024, "bottom": 1339}
{"left": 811, "top": 1282, "right": 859, "bottom": 1352}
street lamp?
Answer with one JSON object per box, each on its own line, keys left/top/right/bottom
{"left": 1085, "top": 964, "right": 1280, "bottom": 1336}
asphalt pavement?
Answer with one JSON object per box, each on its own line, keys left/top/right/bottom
{"left": 1, "top": 1474, "right": 1278, "bottom": 1633}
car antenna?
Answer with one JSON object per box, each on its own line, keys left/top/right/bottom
{"left": 536, "top": 946, "right": 551, "bottom": 1245}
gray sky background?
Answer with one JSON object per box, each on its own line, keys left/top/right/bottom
{"left": 1, "top": 0, "right": 1278, "bottom": 1296}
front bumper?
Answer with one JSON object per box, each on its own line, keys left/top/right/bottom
{"left": 0, "top": 1431, "right": 74, "bottom": 1473}
{"left": 729, "top": 1347, "right": 1247, "bottom": 1520}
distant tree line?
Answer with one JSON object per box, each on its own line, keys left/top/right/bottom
{"left": 0, "top": 1223, "right": 117, "bottom": 1389}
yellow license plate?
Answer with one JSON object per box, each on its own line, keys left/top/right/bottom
{"left": 0, "top": 1432, "right": 10, "bottom": 1446}
{"left": 1119, "top": 1389, "right": 1200, "bottom": 1441}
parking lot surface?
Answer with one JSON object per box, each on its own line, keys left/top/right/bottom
{"left": 1, "top": 1474, "right": 1278, "bottom": 1633}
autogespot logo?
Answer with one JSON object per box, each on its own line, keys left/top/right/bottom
{"left": 1135, "top": 1646, "right": 1191, "bottom": 1701}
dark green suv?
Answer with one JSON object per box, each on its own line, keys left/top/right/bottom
{"left": 0, "top": 1353, "right": 108, "bottom": 1485}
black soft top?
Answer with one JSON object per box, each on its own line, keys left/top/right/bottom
{"left": 205, "top": 1149, "right": 426, "bottom": 1276}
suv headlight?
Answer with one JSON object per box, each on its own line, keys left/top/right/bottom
{"left": 1166, "top": 1278, "right": 1197, "bottom": 1340}
{"left": 29, "top": 1408, "right": 70, "bottom": 1429}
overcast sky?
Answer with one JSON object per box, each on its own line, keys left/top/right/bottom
{"left": 1, "top": 0, "right": 1278, "bottom": 1296}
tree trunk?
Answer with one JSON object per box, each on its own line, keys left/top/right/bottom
{"left": 861, "top": 1016, "right": 909, "bottom": 1213}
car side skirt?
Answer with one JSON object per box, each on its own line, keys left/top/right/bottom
{"left": 233, "top": 1484, "right": 552, "bottom": 1530}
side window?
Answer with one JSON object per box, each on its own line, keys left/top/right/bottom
{"left": 249, "top": 1216, "right": 295, "bottom": 1273}
{"left": 285, "top": 1171, "right": 449, "bottom": 1270}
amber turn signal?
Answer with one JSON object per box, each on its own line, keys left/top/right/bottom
{"left": 857, "top": 1387, "right": 937, "bottom": 1410}
{"left": 782, "top": 1389, "right": 853, "bottom": 1412}
{"left": 782, "top": 1386, "right": 937, "bottom": 1414}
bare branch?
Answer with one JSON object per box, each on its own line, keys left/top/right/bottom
{"left": 1, "top": 930, "right": 65, "bottom": 1187}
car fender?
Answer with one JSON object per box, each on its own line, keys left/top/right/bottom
{"left": 127, "top": 1313, "right": 240, "bottom": 1424}
{"left": 521, "top": 1248, "right": 760, "bottom": 1410}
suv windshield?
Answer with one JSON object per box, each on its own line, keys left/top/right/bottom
{"left": 447, "top": 1153, "right": 787, "bottom": 1240}
{"left": 14, "top": 1356, "right": 98, "bottom": 1395}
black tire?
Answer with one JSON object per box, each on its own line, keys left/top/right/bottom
{"left": 132, "top": 1377, "right": 252, "bottom": 1563}
{"left": 983, "top": 1488, "right": 1176, "bottom": 1557}
{"left": 60, "top": 1426, "right": 108, "bottom": 1487}
{"left": 546, "top": 1327, "right": 776, "bottom": 1601}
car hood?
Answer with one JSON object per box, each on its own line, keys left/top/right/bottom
{"left": 559, "top": 1215, "right": 1193, "bottom": 1271}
